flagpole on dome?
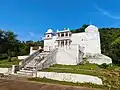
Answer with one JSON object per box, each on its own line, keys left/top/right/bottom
{"left": 89, "top": 20, "right": 92, "bottom": 25}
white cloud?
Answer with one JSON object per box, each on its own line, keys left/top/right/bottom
{"left": 94, "top": 5, "right": 120, "bottom": 20}
{"left": 29, "top": 32, "right": 35, "bottom": 37}
{"left": 28, "top": 32, "right": 43, "bottom": 40}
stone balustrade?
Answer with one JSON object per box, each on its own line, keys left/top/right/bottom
{"left": 19, "top": 50, "right": 41, "bottom": 69}
{"left": 36, "top": 49, "right": 58, "bottom": 71}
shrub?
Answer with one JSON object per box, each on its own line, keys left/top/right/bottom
{"left": 8, "top": 56, "right": 11, "bottom": 62}
{"left": 98, "top": 63, "right": 109, "bottom": 69}
{"left": 0, "top": 54, "right": 8, "bottom": 60}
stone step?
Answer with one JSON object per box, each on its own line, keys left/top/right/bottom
{"left": 24, "top": 53, "right": 47, "bottom": 69}
{"left": 17, "top": 70, "right": 34, "bottom": 77}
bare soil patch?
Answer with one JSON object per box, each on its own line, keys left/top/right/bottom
{"left": 0, "top": 79, "right": 95, "bottom": 90}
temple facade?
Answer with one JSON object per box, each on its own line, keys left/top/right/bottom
{"left": 18, "top": 24, "right": 112, "bottom": 69}
{"left": 44, "top": 25, "right": 101, "bottom": 54}
{"left": 43, "top": 25, "right": 112, "bottom": 65}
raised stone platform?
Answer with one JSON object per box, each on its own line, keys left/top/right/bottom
{"left": 86, "top": 54, "right": 112, "bottom": 65}
{"left": 35, "top": 71, "right": 103, "bottom": 85}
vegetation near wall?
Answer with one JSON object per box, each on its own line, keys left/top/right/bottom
{"left": 99, "top": 28, "right": 120, "bottom": 65}
{"left": 0, "top": 25, "right": 120, "bottom": 65}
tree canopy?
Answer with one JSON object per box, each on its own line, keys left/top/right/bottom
{"left": 0, "top": 29, "right": 43, "bottom": 61}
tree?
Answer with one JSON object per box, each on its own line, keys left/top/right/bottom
{"left": 99, "top": 28, "right": 120, "bottom": 65}
{"left": 71, "top": 24, "right": 89, "bottom": 33}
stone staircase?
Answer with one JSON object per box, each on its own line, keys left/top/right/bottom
{"left": 24, "top": 52, "right": 48, "bottom": 70}
{"left": 17, "top": 69, "right": 34, "bottom": 77}
{"left": 17, "top": 49, "right": 58, "bottom": 77}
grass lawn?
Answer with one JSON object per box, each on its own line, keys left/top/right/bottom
{"left": 42, "top": 64, "right": 100, "bottom": 76}
{"left": 50, "top": 64, "right": 99, "bottom": 70}
{"left": 40, "top": 64, "right": 120, "bottom": 90}
{"left": 0, "top": 58, "right": 19, "bottom": 68}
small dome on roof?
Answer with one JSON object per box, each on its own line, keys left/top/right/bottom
{"left": 85, "top": 25, "right": 98, "bottom": 32}
{"left": 46, "top": 28, "right": 53, "bottom": 33}
{"left": 65, "top": 28, "right": 70, "bottom": 31}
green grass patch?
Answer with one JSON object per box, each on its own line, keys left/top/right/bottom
{"left": 50, "top": 64, "right": 99, "bottom": 70}
{"left": 42, "top": 64, "right": 100, "bottom": 76}
{"left": 0, "top": 58, "right": 19, "bottom": 68}
{"left": 42, "top": 68, "right": 99, "bottom": 76}
{"left": 28, "top": 77, "right": 106, "bottom": 90}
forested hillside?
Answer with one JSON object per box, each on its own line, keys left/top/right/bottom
{"left": 0, "top": 25, "right": 120, "bottom": 65}
{"left": 99, "top": 28, "right": 120, "bottom": 65}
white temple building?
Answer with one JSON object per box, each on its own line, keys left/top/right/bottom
{"left": 12, "top": 25, "right": 112, "bottom": 84}
{"left": 43, "top": 25, "right": 112, "bottom": 65}
{"left": 18, "top": 25, "right": 112, "bottom": 68}
{"left": 16, "top": 25, "right": 112, "bottom": 80}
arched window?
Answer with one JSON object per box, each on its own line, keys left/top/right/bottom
{"left": 61, "top": 33, "right": 64, "bottom": 37}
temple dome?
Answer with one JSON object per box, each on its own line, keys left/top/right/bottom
{"left": 46, "top": 28, "right": 53, "bottom": 33}
{"left": 85, "top": 25, "right": 98, "bottom": 32}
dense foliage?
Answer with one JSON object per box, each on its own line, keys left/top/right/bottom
{"left": 0, "top": 29, "right": 43, "bottom": 61}
{"left": 99, "top": 28, "right": 120, "bottom": 65}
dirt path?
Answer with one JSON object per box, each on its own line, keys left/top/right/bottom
{"left": 0, "top": 75, "right": 97, "bottom": 90}
{"left": 0, "top": 79, "right": 96, "bottom": 90}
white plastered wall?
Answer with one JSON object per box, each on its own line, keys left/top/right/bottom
{"left": 71, "top": 33, "right": 86, "bottom": 48}
{"left": 44, "top": 36, "right": 57, "bottom": 51}
{"left": 30, "top": 46, "right": 41, "bottom": 55}
{"left": 84, "top": 32, "right": 101, "bottom": 55}
{"left": 0, "top": 68, "right": 9, "bottom": 74}
{"left": 56, "top": 45, "right": 79, "bottom": 65}
{"left": 35, "top": 72, "right": 103, "bottom": 85}
{"left": 71, "top": 32, "right": 101, "bottom": 55}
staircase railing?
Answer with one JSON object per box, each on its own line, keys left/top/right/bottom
{"left": 35, "top": 48, "right": 58, "bottom": 71}
{"left": 19, "top": 50, "right": 41, "bottom": 69}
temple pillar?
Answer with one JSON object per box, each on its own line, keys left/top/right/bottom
{"left": 68, "top": 32, "right": 69, "bottom": 37}
{"left": 64, "top": 32, "right": 66, "bottom": 37}
{"left": 59, "top": 40, "right": 61, "bottom": 47}
{"left": 62, "top": 41, "right": 63, "bottom": 47}
{"left": 60, "top": 33, "right": 61, "bottom": 37}
{"left": 58, "top": 33, "right": 59, "bottom": 38}
{"left": 57, "top": 41, "right": 59, "bottom": 47}
{"left": 66, "top": 40, "right": 69, "bottom": 49}
{"left": 64, "top": 40, "right": 66, "bottom": 46}
{"left": 67, "top": 40, "right": 70, "bottom": 46}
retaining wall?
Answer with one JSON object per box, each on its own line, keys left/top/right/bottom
{"left": 35, "top": 71, "right": 103, "bottom": 85}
